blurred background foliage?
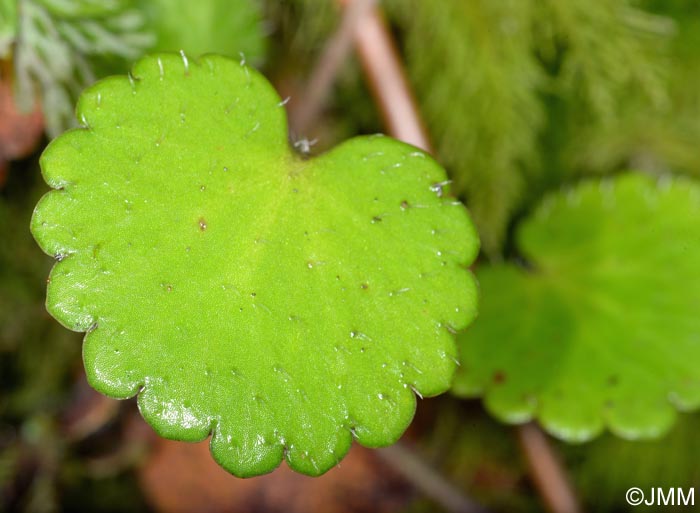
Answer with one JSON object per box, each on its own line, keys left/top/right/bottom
{"left": 1, "top": 0, "right": 700, "bottom": 512}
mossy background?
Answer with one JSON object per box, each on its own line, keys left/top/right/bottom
{"left": 2, "top": 0, "right": 700, "bottom": 511}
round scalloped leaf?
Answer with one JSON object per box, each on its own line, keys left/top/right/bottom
{"left": 453, "top": 174, "right": 700, "bottom": 442}
{"left": 31, "top": 53, "right": 479, "bottom": 477}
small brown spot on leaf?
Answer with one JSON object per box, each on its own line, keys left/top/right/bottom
{"left": 360, "top": 283, "right": 369, "bottom": 290}
{"left": 493, "top": 371, "right": 506, "bottom": 384}
{"left": 198, "top": 218, "right": 208, "bottom": 231}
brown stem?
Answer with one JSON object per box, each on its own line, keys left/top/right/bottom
{"left": 341, "top": 0, "right": 432, "bottom": 152}
{"left": 376, "top": 442, "right": 491, "bottom": 513}
{"left": 289, "top": 0, "right": 378, "bottom": 136}
{"left": 516, "top": 423, "right": 583, "bottom": 513}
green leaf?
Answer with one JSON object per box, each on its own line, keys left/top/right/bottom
{"left": 31, "top": 53, "right": 479, "bottom": 477}
{"left": 453, "top": 174, "right": 700, "bottom": 442}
